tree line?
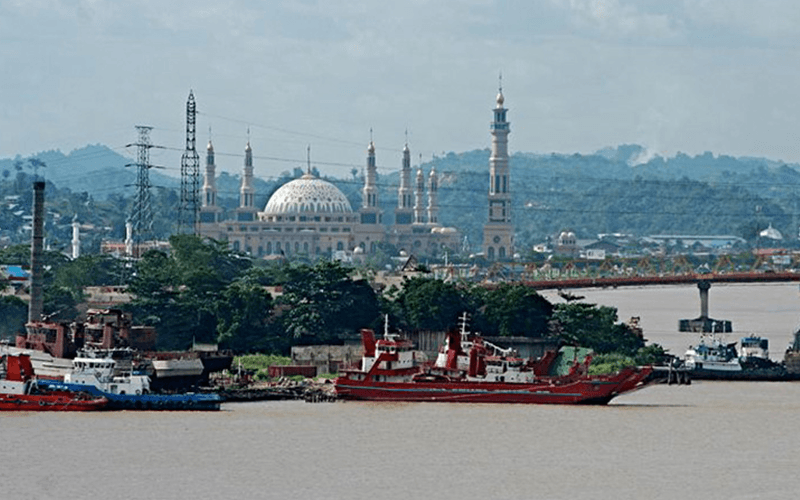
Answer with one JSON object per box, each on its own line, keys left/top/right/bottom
{"left": 1, "top": 235, "right": 651, "bottom": 359}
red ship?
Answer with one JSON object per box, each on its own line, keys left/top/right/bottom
{"left": 335, "top": 317, "right": 654, "bottom": 404}
{"left": 0, "top": 354, "right": 108, "bottom": 412}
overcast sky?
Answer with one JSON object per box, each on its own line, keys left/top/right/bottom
{"left": 2, "top": 0, "right": 800, "bottom": 181}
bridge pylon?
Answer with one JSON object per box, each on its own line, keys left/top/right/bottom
{"left": 678, "top": 280, "right": 732, "bottom": 333}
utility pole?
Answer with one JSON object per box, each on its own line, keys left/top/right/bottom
{"left": 178, "top": 90, "right": 200, "bottom": 235}
{"left": 128, "top": 125, "right": 156, "bottom": 256}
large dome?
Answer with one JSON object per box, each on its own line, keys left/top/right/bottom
{"left": 264, "top": 173, "right": 353, "bottom": 214}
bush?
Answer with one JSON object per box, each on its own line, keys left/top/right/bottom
{"left": 588, "top": 352, "right": 636, "bottom": 375}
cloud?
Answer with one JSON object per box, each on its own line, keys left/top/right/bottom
{"left": 682, "top": 0, "right": 800, "bottom": 42}
{"left": 553, "top": 0, "right": 682, "bottom": 41}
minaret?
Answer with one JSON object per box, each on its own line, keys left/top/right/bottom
{"left": 358, "top": 135, "right": 384, "bottom": 253}
{"left": 71, "top": 214, "right": 80, "bottom": 259}
{"left": 414, "top": 161, "right": 425, "bottom": 224}
{"left": 482, "top": 77, "right": 514, "bottom": 260}
{"left": 199, "top": 137, "right": 222, "bottom": 225}
{"left": 395, "top": 139, "right": 413, "bottom": 225}
{"left": 203, "top": 139, "right": 217, "bottom": 208}
{"left": 362, "top": 140, "right": 379, "bottom": 211}
{"left": 125, "top": 221, "right": 133, "bottom": 257}
{"left": 237, "top": 138, "right": 257, "bottom": 221}
{"left": 427, "top": 165, "right": 438, "bottom": 225}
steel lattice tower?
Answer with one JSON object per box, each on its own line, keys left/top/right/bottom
{"left": 129, "top": 125, "right": 155, "bottom": 252}
{"left": 179, "top": 90, "right": 200, "bottom": 234}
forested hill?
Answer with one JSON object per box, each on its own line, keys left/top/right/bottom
{"left": 2, "top": 144, "right": 799, "bottom": 252}
{"left": 410, "top": 146, "right": 800, "bottom": 249}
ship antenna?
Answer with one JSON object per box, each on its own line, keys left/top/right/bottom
{"left": 459, "top": 312, "right": 469, "bottom": 336}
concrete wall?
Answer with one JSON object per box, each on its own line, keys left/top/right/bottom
{"left": 291, "top": 345, "right": 364, "bottom": 374}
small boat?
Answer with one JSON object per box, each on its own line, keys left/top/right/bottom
{"left": 38, "top": 351, "right": 222, "bottom": 411}
{"left": 683, "top": 333, "right": 798, "bottom": 381}
{"left": 335, "top": 316, "right": 654, "bottom": 404}
{"left": 0, "top": 354, "right": 108, "bottom": 412}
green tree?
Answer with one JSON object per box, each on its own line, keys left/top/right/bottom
{"left": 551, "top": 302, "right": 644, "bottom": 355}
{"left": 395, "top": 276, "right": 467, "bottom": 331}
{"left": 0, "top": 295, "right": 27, "bottom": 339}
{"left": 216, "top": 275, "right": 275, "bottom": 352}
{"left": 279, "top": 260, "right": 381, "bottom": 343}
{"left": 477, "top": 283, "right": 553, "bottom": 337}
{"left": 126, "top": 235, "right": 252, "bottom": 350}
{"left": 52, "top": 254, "right": 129, "bottom": 298}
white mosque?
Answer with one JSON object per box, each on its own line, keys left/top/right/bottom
{"left": 197, "top": 87, "right": 514, "bottom": 261}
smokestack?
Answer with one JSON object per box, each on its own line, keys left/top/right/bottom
{"left": 28, "top": 181, "right": 45, "bottom": 323}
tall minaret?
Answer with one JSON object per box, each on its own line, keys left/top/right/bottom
{"left": 395, "top": 139, "right": 413, "bottom": 225}
{"left": 199, "top": 137, "right": 222, "bottom": 225}
{"left": 482, "top": 77, "right": 513, "bottom": 260}
{"left": 414, "top": 161, "right": 425, "bottom": 224}
{"left": 71, "top": 214, "right": 80, "bottom": 259}
{"left": 358, "top": 136, "right": 384, "bottom": 252}
{"left": 125, "top": 220, "right": 133, "bottom": 257}
{"left": 427, "top": 165, "right": 438, "bottom": 225}
{"left": 203, "top": 139, "right": 217, "bottom": 208}
{"left": 237, "top": 138, "right": 257, "bottom": 221}
{"left": 362, "top": 140, "right": 379, "bottom": 211}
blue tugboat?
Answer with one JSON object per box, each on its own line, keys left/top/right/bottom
{"left": 39, "top": 351, "right": 222, "bottom": 411}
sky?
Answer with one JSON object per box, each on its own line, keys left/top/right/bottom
{"left": 2, "top": 0, "right": 800, "bottom": 182}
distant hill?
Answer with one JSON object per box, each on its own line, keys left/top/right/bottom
{"left": 0, "top": 145, "right": 180, "bottom": 199}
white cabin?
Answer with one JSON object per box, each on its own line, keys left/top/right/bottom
{"left": 65, "top": 355, "right": 150, "bottom": 395}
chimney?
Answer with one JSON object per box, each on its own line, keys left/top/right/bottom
{"left": 28, "top": 181, "right": 45, "bottom": 323}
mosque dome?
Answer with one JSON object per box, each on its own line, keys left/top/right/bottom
{"left": 759, "top": 223, "right": 783, "bottom": 240}
{"left": 264, "top": 173, "right": 353, "bottom": 214}
{"left": 496, "top": 91, "right": 504, "bottom": 107}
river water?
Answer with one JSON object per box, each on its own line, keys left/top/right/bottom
{"left": 4, "top": 284, "right": 800, "bottom": 499}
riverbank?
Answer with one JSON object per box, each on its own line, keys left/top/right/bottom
{"left": 215, "top": 378, "right": 336, "bottom": 402}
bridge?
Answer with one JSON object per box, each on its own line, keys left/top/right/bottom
{"left": 516, "top": 271, "right": 800, "bottom": 290}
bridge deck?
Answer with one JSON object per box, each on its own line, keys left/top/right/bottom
{"left": 518, "top": 271, "right": 800, "bottom": 290}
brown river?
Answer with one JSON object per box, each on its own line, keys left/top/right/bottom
{"left": 4, "top": 283, "right": 800, "bottom": 499}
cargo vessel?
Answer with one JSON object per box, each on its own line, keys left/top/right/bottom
{"left": 37, "top": 351, "right": 222, "bottom": 411}
{"left": 335, "top": 318, "right": 654, "bottom": 404}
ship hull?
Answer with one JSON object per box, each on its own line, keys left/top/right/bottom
{"left": 336, "top": 367, "right": 652, "bottom": 405}
{"left": 38, "top": 380, "right": 222, "bottom": 411}
{"left": 0, "top": 393, "right": 108, "bottom": 411}
{"left": 688, "top": 367, "right": 800, "bottom": 381}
